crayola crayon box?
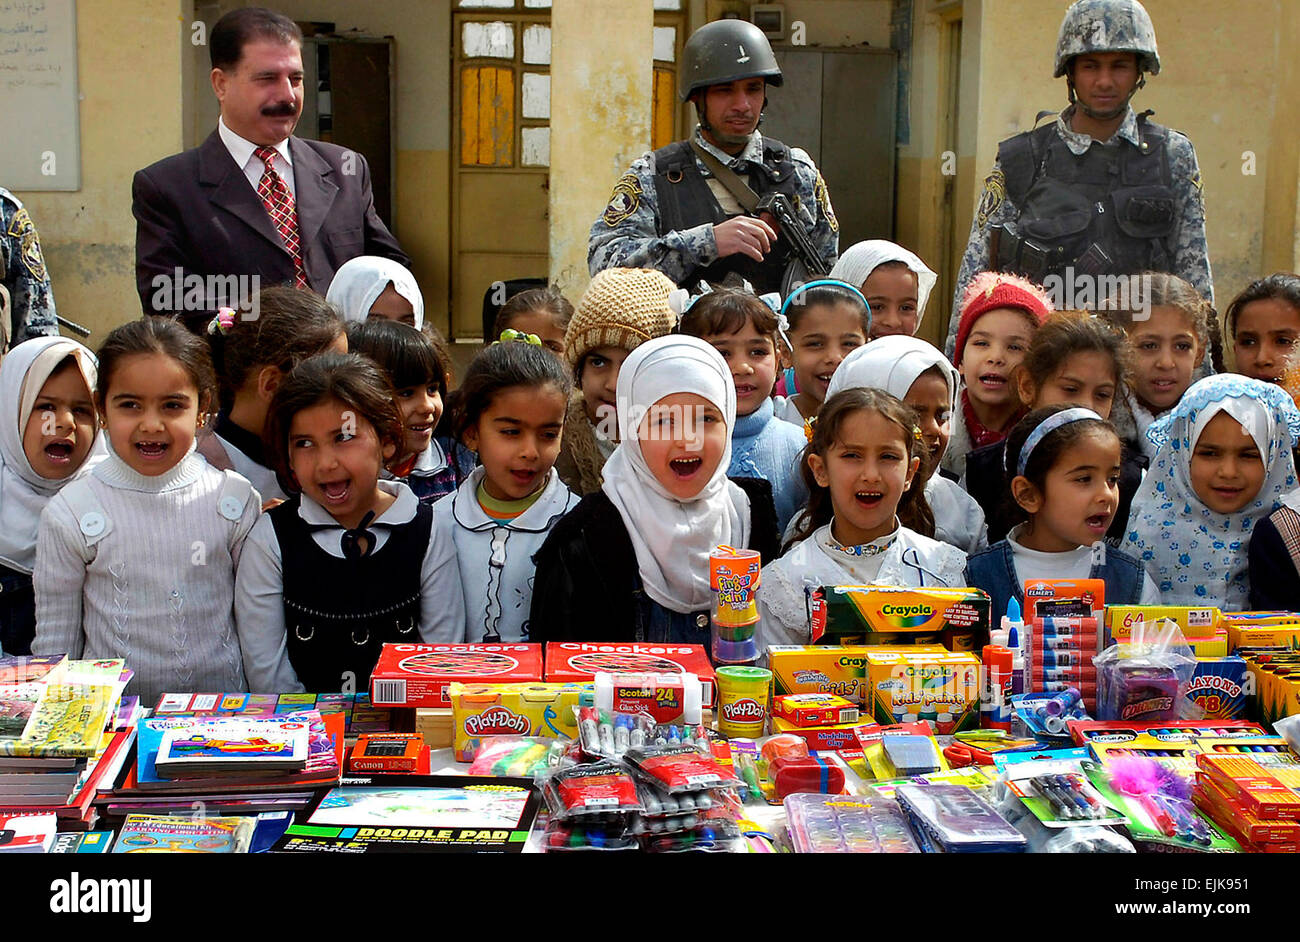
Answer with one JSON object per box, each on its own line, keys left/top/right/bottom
{"left": 1187, "top": 657, "right": 1249, "bottom": 720}
{"left": 1105, "top": 605, "right": 1220, "bottom": 646}
{"left": 767, "top": 645, "right": 945, "bottom": 707}
{"left": 864, "top": 650, "right": 981, "bottom": 732}
{"left": 1223, "top": 613, "right": 1300, "bottom": 652}
{"left": 809, "top": 586, "right": 990, "bottom": 652}
{"left": 370, "top": 643, "right": 544, "bottom": 708}
{"left": 448, "top": 682, "right": 591, "bottom": 761}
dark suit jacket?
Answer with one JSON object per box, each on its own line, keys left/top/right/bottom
{"left": 133, "top": 130, "right": 408, "bottom": 325}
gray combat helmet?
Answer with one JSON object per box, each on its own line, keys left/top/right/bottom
{"left": 679, "top": 19, "right": 783, "bottom": 101}
{"left": 1053, "top": 0, "right": 1161, "bottom": 78}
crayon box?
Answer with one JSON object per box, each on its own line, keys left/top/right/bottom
{"left": 370, "top": 643, "right": 544, "bottom": 707}
{"left": 771, "top": 693, "right": 861, "bottom": 728}
{"left": 809, "top": 586, "right": 990, "bottom": 652}
{"left": 768, "top": 645, "right": 946, "bottom": 706}
{"left": 1105, "top": 606, "right": 1220, "bottom": 645}
{"left": 864, "top": 650, "right": 981, "bottom": 733}
{"left": 1187, "top": 657, "right": 1249, "bottom": 720}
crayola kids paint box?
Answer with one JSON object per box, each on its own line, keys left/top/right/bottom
{"left": 767, "top": 645, "right": 946, "bottom": 706}
{"left": 865, "top": 650, "right": 982, "bottom": 732}
{"left": 809, "top": 586, "right": 991, "bottom": 652}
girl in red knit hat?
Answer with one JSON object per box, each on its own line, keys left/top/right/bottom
{"left": 942, "top": 272, "right": 1052, "bottom": 479}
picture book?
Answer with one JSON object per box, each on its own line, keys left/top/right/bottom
{"left": 151, "top": 691, "right": 394, "bottom": 735}
{"left": 155, "top": 717, "right": 310, "bottom": 775}
{"left": 112, "top": 814, "right": 255, "bottom": 853}
{"left": 0, "top": 684, "right": 115, "bottom": 757}
{"left": 0, "top": 654, "right": 67, "bottom": 686}
{"left": 274, "top": 774, "right": 540, "bottom": 854}
{"left": 49, "top": 830, "right": 113, "bottom": 854}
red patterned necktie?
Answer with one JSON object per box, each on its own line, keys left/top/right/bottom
{"left": 254, "top": 146, "right": 308, "bottom": 288}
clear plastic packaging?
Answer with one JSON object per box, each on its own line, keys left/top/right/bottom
{"left": 895, "top": 783, "right": 1027, "bottom": 852}
{"left": 466, "top": 736, "right": 567, "bottom": 777}
{"left": 1093, "top": 618, "right": 1201, "bottom": 722}
{"left": 540, "top": 760, "right": 643, "bottom": 821}
{"left": 575, "top": 706, "right": 710, "bottom": 761}
{"left": 622, "top": 744, "right": 743, "bottom": 794}
{"left": 784, "top": 792, "right": 921, "bottom": 854}
{"left": 543, "top": 822, "right": 639, "bottom": 852}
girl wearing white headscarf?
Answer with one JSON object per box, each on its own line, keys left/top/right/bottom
{"left": 829, "top": 240, "right": 938, "bottom": 339}
{"left": 1126, "top": 375, "right": 1300, "bottom": 609}
{"left": 821, "top": 336, "right": 989, "bottom": 554}
{"left": 326, "top": 256, "right": 425, "bottom": 329}
{"left": 0, "top": 337, "right": 101, "bottom": 653}
{"left": 528, "top": 336, "right": 781, "bottom": 644}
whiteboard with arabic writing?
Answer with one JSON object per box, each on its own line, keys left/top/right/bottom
{"left": 0, "top": 0, "right": 79, "bottom": 190}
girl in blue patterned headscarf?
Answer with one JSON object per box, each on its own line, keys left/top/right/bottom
{"left": 1125, "top": 375, "right": 1300, "bottom": 609}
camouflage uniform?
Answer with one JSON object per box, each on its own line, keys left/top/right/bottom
{"left": 587, "top": 126, "right": 839, "bottom": 288}
{"left": 944, "top": 0, "right": 1211, "bottom": 358}
{"left": 0, "top": 187, "right": 58, "bottom": 348}
{"left": 944, "top": 105, "right": 1211, "bottom": 359}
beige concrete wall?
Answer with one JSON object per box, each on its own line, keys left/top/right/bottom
{"left": 549, "top": 0, "right": 654, "bottom": 301}
{"left": 16, "top": 0, "right": 191, "bottom": 341}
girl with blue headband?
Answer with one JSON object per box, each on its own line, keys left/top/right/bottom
{"left": 965, "top": 403, "right": 1159, "bottom": 621}
{"left": 772, "top": 280, "right": 869, "bottom": 426}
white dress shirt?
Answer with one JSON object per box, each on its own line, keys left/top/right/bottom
{"left": 218, "top": 116, "right": 296, "bottom": 198}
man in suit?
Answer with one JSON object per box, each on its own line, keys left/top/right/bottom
{"left": 133, "top": 7, "right": 407, "bottom": 328}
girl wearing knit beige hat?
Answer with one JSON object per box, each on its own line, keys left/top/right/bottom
{"left": 553, "top": 268, "right": 678, "bottom": 496}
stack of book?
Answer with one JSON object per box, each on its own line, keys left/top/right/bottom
{"left": 0, "top": 655, "right": 137, "bottom": 832}
{"left": 98, "top": 692, "right": 350, "bottom": 822}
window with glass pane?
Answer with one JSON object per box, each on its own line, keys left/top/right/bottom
{"left": 462, "top": 21, "right": 514, "bottom": 58}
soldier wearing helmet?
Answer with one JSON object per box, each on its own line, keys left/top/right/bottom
{"left": 588, "top": 19, "right": 838, "bottom": 293}
{"left": 944, "top": 0, "right": 1212, "bottom": 358}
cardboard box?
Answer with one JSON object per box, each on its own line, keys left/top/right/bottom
{"left": 543, "top": 641, "right": 716, "bottom": 707}
{"left": 768, "top": 645, "right": 946, "bottom": 706}
{"left": 771, "top": 693, "right": 860, "bottom": 728}
{"left": 810, "top": 586, "right": 990, "bottom": 651}
{"left": 1196, "top": 753, "right": 1300, "bottom": 820}
{"left": 1187, "top": 657, "right": 1248, "bottom": 719}
{"left": 771, "top": 715, "right": 874, "bottom": 751}
{"left": 448, "top": 682, "right": 591, "bottom": 762}
{"left": 1105, "top": 605, "right": 1220, "bottom": 644}
{"left": 369, "top": 643, "right": 543, "bottom": 708}
{"left": 864, "top": 650, "right": 981, "bottom": 733}
{"left": 1226, "top": 617, "right": 1300, "bottom": 652}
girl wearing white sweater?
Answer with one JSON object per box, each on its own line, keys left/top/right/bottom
{"left": 34, "top": 318, "right": 260, "bottom": 704}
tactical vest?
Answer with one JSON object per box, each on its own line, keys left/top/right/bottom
{"left": 651, "top": 137, "right": 802, "bottom": 293}
{"left": 993, "top": 115, "right": 1176, "bottom": 283}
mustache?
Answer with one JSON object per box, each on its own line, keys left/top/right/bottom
{"left": 261, "top": 102, "right": 298, "bottom": 117}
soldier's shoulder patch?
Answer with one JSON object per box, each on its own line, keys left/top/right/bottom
{"left": 6, "top": 206, "right": 47, "bottom": 282}
{"left": 976, "top": 167, "right": 1007, "bottom": 230}
{"left": 814, "top": 172, "right": 837, "bottom": 233}
{"left": 1189, "top": 168, "right": 1204, "bottom": 192}
{"left": 602, "top": 172, "right": 643, "bottom": 228}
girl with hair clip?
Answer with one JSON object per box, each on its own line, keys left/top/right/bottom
{"left": 34, "top": 319, "right": 260, "bottom": 703}
{"left": 434, "top": 335, "right": 578, "bottom": 643}
{"left": 0, "top": 338, "right": 101, "bottom": 654}
{"left": 829, "top": 239, "right": 939, "bottom": 341}
{"left": 1126, "top": 375, "right": 1300, "bottom": 609}
{"left": 824, "top": 336, "right": 989, "bottom": 554}
{"left": 200, "top": 285, "right": 346, "bottom": 503}
{"left": 965, "top": 311, "right": 1143, "bottom": 544}
{"left": 235, "top": 353, "right": 465, "bottom": 693}
{"left": 965, "top": 404, "right": 1159, "bottom": 625}
{"left": 678, "top": 285, "right": 808, "bottom": 531}
{"left": 493, "top": 285, "right": 574, "bottom": 360}
{"left": 772, "top": 280, "right": 870, "bottom": 426}
{"left": 758, "top": 388, "right": 967, "bottom": 649}
{"left": 326, "top": 255, "right": 425, "bottom": 328}
{"left": 529, "top": 335, "right": 781, "bottom": 645}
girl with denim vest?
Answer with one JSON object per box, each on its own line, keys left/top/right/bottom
{"left": 965, "top": 404, "right": 1159, "bottom": 622}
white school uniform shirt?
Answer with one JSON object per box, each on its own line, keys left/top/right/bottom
{"left": 927, "top": 474, "right": 989, "bottom": 555}
{"left": 235, "top": 480, "right": 465, "bottom": 692}
{"left": 200, "top": 430, "right": 286, "bottom": 503}
{"left": 771, "top": 395, "right": 809, "bottom": 430}
{"left": 433, "top": 468, "right": 578, "bottom": 643}
{"left": 1005, "top": 524, "right": 1161, "bottom": 604}
{"left": 758, "top": 522, "right": 967, "bottom": 650}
